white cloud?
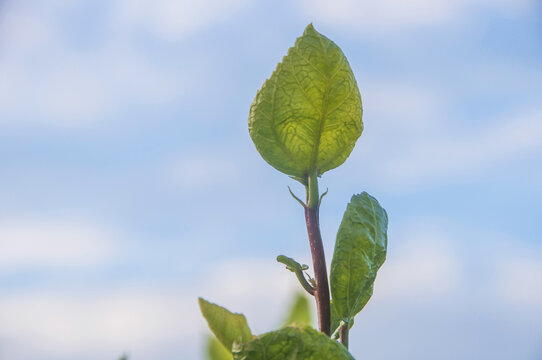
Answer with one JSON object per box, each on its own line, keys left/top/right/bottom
{"left": 0, "top": 257, "right": 302, "bottom": 360}
{"left": 113, "top": 0, "right": 252, "bottom": 41}
{"left": 371, "top": 218, "right": 542, "bottom": 317}
{"left": 296, "top": 0, "right": 536, "bottom": 34}
{"left": 298, "top": 0, "right": 460, "bottom": 33}
{"left": 0, "top": 32, "right": 189, "bottom": 129}
{"left": 0, "top": 221, "right": 541, "bottom": 360}
{"left": 165, "top": 151, "right": 242, "bottom": 191}
{"left": 376, "top": 237, "right": 460, "bottom": 302}
{"left": 363, "top": 83, "right": 443, "bottom": 134}
{"left": 352, "top": 221, "right": 542, "bottom": 360}
{"left": 0, "top": 0, "right": 235, "bottom": 129}
{"left": 380, "top": 109, "right": 542, "bottom": 188}
{"left": 344, "top": 77, "right": 542, "bottom": 191}
{"left": 0, "top": 290, "right": 200, "bottom": 360}
{"left": 494, "top": 253, "right": 542, "bottom": 312}
{"left": 0, "top": 218, "right": 116, "bottom": 272}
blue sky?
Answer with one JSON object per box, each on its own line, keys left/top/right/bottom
{"left": 0, "top": 0, "right": 541, "bottom": 359}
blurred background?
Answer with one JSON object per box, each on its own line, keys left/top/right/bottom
{"left": 0, "top": 0, "right": 541, "bottom": 359}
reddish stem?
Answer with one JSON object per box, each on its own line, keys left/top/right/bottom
{"left": 304, "top": 204, "right": 331, "bottom": 335}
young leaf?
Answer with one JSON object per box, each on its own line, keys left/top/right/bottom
{"left": 199, "top": 298, "right": 253, "bottom": 352}
{"left": 277, "top": 255, "right": 314, "bottom": 295}
{"left": 249, "top": 24, "right": 363, "bottom": 179}
{"left": 330, "top": 192, "right": 388, "bottom": 326}
{"left": 206, "top": 336, "right": 233, "bottom": 360}
{"left": 282, "top": 293, "right": 313, "bottom": 327}
{"left": 277, "top": 255, "right": 308, "bottom": 273}
{"left": 232, "top": 326, "right": 354, "bottom": 360}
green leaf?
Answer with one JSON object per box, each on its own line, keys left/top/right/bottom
{"left": 232, "top": 326, "right": 354, "bottom": 360}
{"left": 207, "top": 336, "right": 233, "bottom": 360}
{"left": 249, "top": 23, "right": 363, "bottom": 179}
{"left": 277, "top": 255, "right": 309, "bottom": 273}
{"left": 199, "top": 298, "right": 253, "bottom": 352}
{"left": 282, "top": 293, "right": 313, "bottom": 327}
{"left": 330, "top": 192, "right": 388, "bottom": 326}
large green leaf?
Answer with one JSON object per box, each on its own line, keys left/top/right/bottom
{"left": 206, "top": 336, "right": 233, "bottom": 360}
{"left": 199, "top": 298, "right": 253, "bottom": 352}
{"left": 232, "top": 326, "right": 354, "bottom": 360}
{"left": 249, "top": 24, "right": 363, "bottom": 179}
{"left": 330, "top": 192, "right": 388, "bottom": 326}
{"left": 282, "top": 293, "right": 313, "bottom": 327}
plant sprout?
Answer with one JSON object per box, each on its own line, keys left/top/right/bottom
{"left": 199, "top": 24, "right": 389, "bottom": 359}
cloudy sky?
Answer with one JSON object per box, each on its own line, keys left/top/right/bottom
{"left": 0, "top": 0, "right": 541, "bottom": 359}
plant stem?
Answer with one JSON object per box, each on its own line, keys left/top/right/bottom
{"left": 339, "top": 323, "right": 349, "bottom": 349}
{"left": 294, "top": 269, "right": 315, "bottom": 296}
{"left": 304, "top": 171, "right": 331, "bottom": 335}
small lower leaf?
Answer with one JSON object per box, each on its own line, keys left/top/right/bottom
{"left": 207, "top": 336, "right": 233, "bottom": 360}
{"left": 232, "top": 326, "right": 354, "bottom": 360}
{"left": 282, "top": 293, "right": 313, "bottom": 327}
{"left": 199, "top": 298, "right": 253, "bottom": 352}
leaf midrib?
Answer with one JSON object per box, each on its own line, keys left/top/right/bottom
{"left": 309, "top": 33, "right": 331, "bottom": 172}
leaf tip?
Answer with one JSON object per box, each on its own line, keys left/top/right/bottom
{"left": 304, "top": 23, "right": 318, "bottom": 35}
{"left": 198, "top": 297, "right": 213, "bottom": 315}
